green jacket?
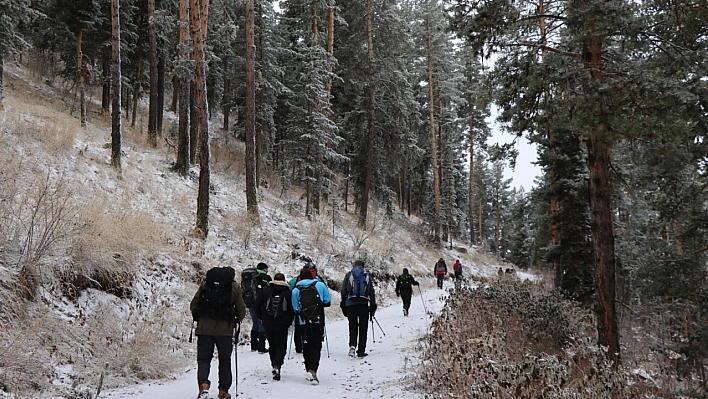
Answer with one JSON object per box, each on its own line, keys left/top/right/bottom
{"left": 190, "top": 281, "right": 247, "bottom": 337}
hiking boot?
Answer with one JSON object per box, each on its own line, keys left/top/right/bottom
{"left": 306, "top": 370, "right": 319, "bottom": 385}
{"left": 403, "top": 309, "right": 409, "bottom": 316}
{"left": 272, "top": 367, "right": 281, "bottom": 381}
{"left": 197, "top": 382, "right": 210, "bottom": 399}
{"left": 217, "top": 389, "right": 231, "bottom": 399}
{"left": 348, "top": 346, "right": 356, "bottom": 358}
{"left": 357, "top": 352, "right": 368, "bottom": 358}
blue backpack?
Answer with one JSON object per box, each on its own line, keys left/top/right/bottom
{"left": 348, "top": 267, "right": 370, "bottom": 302}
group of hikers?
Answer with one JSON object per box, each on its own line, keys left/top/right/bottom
{"left": 189, "top": 257, "right": 464, "bottom": 399}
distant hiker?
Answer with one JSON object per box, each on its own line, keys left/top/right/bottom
{"left": 254, "top": 272, "right": 295, "bottom": 381}
{"left": 498, "top": 267, "right": 504, "bottom": 277}
{"left": 453, "top": 259, "right": 463, "bottom": 289}
{"left": 242, "top": 262, "right": 272, "bottom": 353}
{"left": 433, "top": 258, "right": 447, "bottom": 289}
{"left": 190, "top": 266, "right": 247, "bottom": 399}
{"left": 292, "top": 269, "right": 332, "bottom": 385}
{"left": 395, "top": 268, "right": 419, "bottom": 316}
{"left": 288, "top": 262, "right": 325, "bottom": 354}
{"left": 341, "top": 259, "right": 377, "bottom": 358}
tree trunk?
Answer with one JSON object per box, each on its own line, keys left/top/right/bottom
{"left": 244, "top": 0, "right": 260, "bottom": 221}
{"left": 77, "top": 23, "right": 86, "bottom": 127}
{"left": 256, "top": 2, "right": 264, "bottom": 188}
{"left": 0, "top": 54, "right": 4, "bottom": 106}
{"left": 171, "top": 74, "right": 178, "bottom": 112}
{"left": 469, "top": 104, "right": 476, "bottom": 245}
{"left": 157, "top": 54, "right": 165, "bottom": 134}
{"left": 110, "top": 0, "right": 122, "bottom": 171}
{"left": 147, "top": 0, "right": 158, "bottom": 147}
{"left": 191, "top": 0, "right": 210, "bottom": 237}
{"left": 102, "top": 48, "right": 110, "bottom": 112}
{"left": 586, "top": 35, "right": 620, "bottom": 370}
{"left": 190, "top": 81, "right": 198, "bottom": 163}
{"left": 426, "top": 17, "right": 441, "bottom": 241}
{"left": 359, "top": 0, "right": 375, "bottom": 229}
{"left": 176, "top": 0, "right": 190, "bottom": 177}
{"left": 223, "top": 56, "right": 230, "bottom": 131}
{"left": 131, "top": 23, "right": 143, "bottom": 128}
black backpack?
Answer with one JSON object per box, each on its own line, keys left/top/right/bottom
{"left": 399, "top": 274, "right": 414, "bottom": 290}
{"left": 454, "top": 263, "right": 462, "bottom": 276}
{"left": 265, "top": 289, "right": 289, "bottom": 318}
{"left": 241, "top": 267, "right": 260, "bottom": 307}
{"left": 347, "top": 267, "right": 370, "bottom": 302}
{"left": 298, "top": 282, "right": 323, "bottom": 323}
{"left": 198, "top": 267, "right": 235, "bottom": 321}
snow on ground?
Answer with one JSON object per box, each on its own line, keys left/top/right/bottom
{"left": 102, "top": 288, "right": 446, "bottom": 399}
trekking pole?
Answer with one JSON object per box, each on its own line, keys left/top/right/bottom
{"left": 287, "top": 321, "right": 295, "bottom": 360}
{"left": 234, "top": 322, "right": 240, "bottom": 396}
{"left": 417, "top": 285, "right": 428, "bottom": 313}
{"left": 188, "top": 321, "right": 195, "bottom": 343}
{"left": 372, "top": 316, "right": 386, "bottom": 336}
{"left": 323, "top": 324, "right": 330, "bottom": 358}
{"left": 371, "top": 317, "right": 376, "bottom": 343}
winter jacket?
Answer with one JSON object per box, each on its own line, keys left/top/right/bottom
{"left": 190, "top": 281, "right": 247, "bottom": 337}
{"left": 395, "top": 272, "right": 419, "bottom": 295}
{"left": 341, "top": 266, "right": 377, "bottom": 308}
{"left": 253, "top": 280, "right": 295, "bottom": 327}
{"left": 292, "top": 278, "right": 332, "bottom": 325}
{"left": 288, "top": 273, "right": 324, "bottom": 290}
{"left": 434, "top": 260, "right": 447, "bottom": 275}
{"left": 453, "top": 261, "right": 463, "bottom": 277}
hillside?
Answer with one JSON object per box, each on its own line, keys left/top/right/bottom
{"left": 0, "top": 59, "right": 508, "bottom": 398}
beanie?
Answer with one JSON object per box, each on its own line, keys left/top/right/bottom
{"left": 274, "top": 272, "right": 285, "bottom": 281}
{"left": 256, "top": 262, "right": 269, "bottom": 270}
{"left": 299, "top": 269, "right": 313, "bottom": 281}
{"left": 403, "top": 268, "right": 409, "bottom": 274}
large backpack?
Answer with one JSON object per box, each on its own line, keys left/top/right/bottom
{"left": 454, "top": 263, "right": 462, "bottom": 276}
{"left": 399, "top": 274, "right": 414, "bottom": 290}
{"left": 265, "top": 289, "right": 289, "bottom": 318}
{"left": 198, "top": 267, "right": 236, "bottom": 321}
{"left": 435, "top": 260, "right": 447, "bottom": 274}
{"left": 241, "top": 267, "right": 261, "bottom": 307}
{"left": 347, "top": 267, "right": 370, "bottom": 302}
{"left": 298, "top": 282, "right": 323, "bottom": 323}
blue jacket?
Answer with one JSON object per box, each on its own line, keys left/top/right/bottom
{"left": 291, "top": 278, "right": 331, "bottom": 325}
{"left": 341, "top": 266, "right": 376, "bottom": 307}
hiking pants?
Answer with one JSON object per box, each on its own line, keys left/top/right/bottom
{"left": 400, "top": 291, "right": 413, "bottom": 311}
{"left": 301, "top": 323, "right": 323, "bottom": 372}
{"left": 265, "top": 322, "right": 290, "bottom": 368}
{"left": 249, "top": 307, "right": 266, "bottom": 333}
{"left": 294, "top": 323, "right": 304, "bottom": 353}
{"left": 436, "top": 274, "right": 445, "bottom": 289}
{"left": 346, "top": 304, "right": 370, "bottom": 356}
{"left": 196, "top": 335, "right": 233, "bottom": 391}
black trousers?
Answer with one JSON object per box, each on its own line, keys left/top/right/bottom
{"left": 400, "top": 291, "right": 413, "bottom": 311}
{"left": 294, "top": 323, "right": 304, "bottom": 353}
{"left": 301, "top": 323, "right": 323, "bottom": 372}
{"left": 436, "top": 274, "right": 445, "bottom": 288}
{"left": 346, "top": 304, "right": 370, "bottom": 355}
{"left": 265, "top": 322, "right": 290, "bottom": 368}
{"left": 197, "top": 335, "right": 233, "bottom": 392}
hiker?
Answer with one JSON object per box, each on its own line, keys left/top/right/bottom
{"left": 288, "top": 262, "right": 325, "bottom": 354}
{"left": 243, "top": 262, "right": 272, "bottom": 353}
{"left": 190, "top": 266, "right": 247, "bottom": 399}
{"left": 433, "top": 258, "right": 447, "bottom": 289}
{"left": 292, "top": 269, "right": 332, "bottom": 385}
{"left": 341, "top": 259, "right": 377, "bottom": 358}
{"left": 253, "top": 272, "right": 295, "bottom": 381}
{"left": 498, "top": 267, "right": 504, "bottom": 277}
{"left": 453, "top": 259, "right": 463, "bottom": 289}
{"left": 395, "top": 268, "right": 419, "bottom": 316}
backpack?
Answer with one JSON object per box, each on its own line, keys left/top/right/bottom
{"left": 399, "top": 274, "right": 414, "bottom": 290}
{"left": 298, "top": 282, "right": 323, "bottom": 323}
{"left": 198, "top": 267, "right": 235, "bottom": 321}
{"left": 241, "top": 267, "right": 261, "bottom": 307}
{"left": 347, "top": 267, "right": 370, "bottom": 301}
{"left": 265, "top": 289, "right": 289, "bottom": 318}
{"left": 454, "top": 263, "right": 462, "bottom": 276}
{"left": 435, "top": 260, "right": 447, "bottom": 274}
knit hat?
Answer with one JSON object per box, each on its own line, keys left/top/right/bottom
{"left": 403, "top": 268, "right": 409, "bottom": 274}
{"left": 256, "top": 262, "right": 269, "bottom": 270}
{"left": 274, "top": 272, "right": 285, "bottom": 281}
{"left": 299, "top": 269, "right": 313, "bottom": 281}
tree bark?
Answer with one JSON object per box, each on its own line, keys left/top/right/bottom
{"left": 147, "top": 0, "right": 158, "bottom": 147}
{"left": 244, "top": 0, "right": 260, "bottom": 221}
{"left": 176, "top": 0, "right": 190, "bottom": 177}
{"left": 131, "top": 23, "right": 143, "bottom": 128}
{"left": 102, "top": 48, "right": 110, "bottom": 112}
{"left": 191, "top": 0, "right": 211, "bottom": 237}
{"left": 586, "top": 35, "right": 620, "bottom": 370}
{"left": 426, "top": 17, "right": 441, "bottom": 241}
{"left": 190, "top": 81, "right": 198, "bottom": 163}
{"left": 359, "top": 0, "right": 375, "bottom": 229}
{"left": 157, "top": 54, "right": 165, "bottom": 134}
{"left": 223, "top": 56, "right": 230, "bottom": 131}
{"left": 469, "top": 105, "right": 475, "bottom": 244}
{"left": 77, "top": 23, "right": 86, "bottom": 127}
{"left": 0, "top": 54, "right": 4, "bottom": 106}
{"left": 110, "top": 0, "right": 122, "bottom": 171}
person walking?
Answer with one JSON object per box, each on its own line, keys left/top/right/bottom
{"left": 190, "top": 266, "right": 247, "bottom": 399}
{"left": 288, "top": 262, "right": 324, "bottom": 354}
{"left": 245, "top": 262, "right": 271, "bottom": 353}
{"left": 341, "top": 260, "right": 377, "bottom": 358}
{"left": 395, "top": 268, "right": 419, "bottom": 316}
{"left": 292, "top": 269, "right": 331, "bottom": 385}
{"left": 433, "top": 258, "right": 447, "bottom": 289}
{"left": 253, "top": 273, "right": 295, "bottom": 381}
{"left": 453, "top": 259, "right": 463, "bottom": 289}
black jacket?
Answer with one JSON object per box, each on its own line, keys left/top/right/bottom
{"left": 395, "top": 273, "right": 419, "bottom": 294}
{"left": 253, "top": 281, "right": 295, "bottom": 327}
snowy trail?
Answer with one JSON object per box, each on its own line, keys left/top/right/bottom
{"left": 104, "top": 288, "right": 445, "bottom": 399}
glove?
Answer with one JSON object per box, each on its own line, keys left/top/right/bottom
{"left": 396, "top": 291, "right": 400, "bottom": 297}
{"left": 413, "top": 282, "right": 419, "bottom": 286}
{"left": 369, "top": 304, "right": 377, "bottom": 319}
